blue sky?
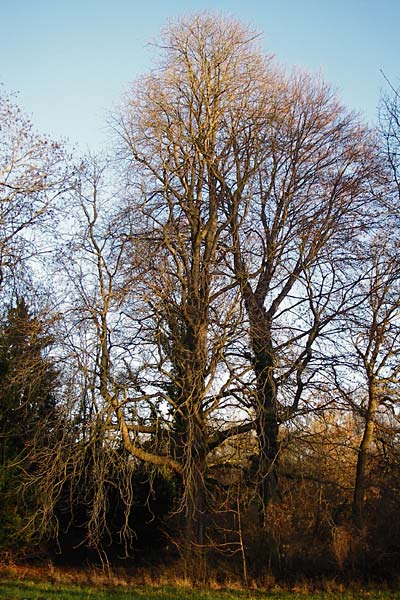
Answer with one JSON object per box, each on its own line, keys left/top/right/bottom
{"left": 1, "top": 0, "right": 399, "bottom": 151}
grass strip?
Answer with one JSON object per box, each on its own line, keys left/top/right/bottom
{"left": 0, "top": 580, "right": 400, "bottom": 600}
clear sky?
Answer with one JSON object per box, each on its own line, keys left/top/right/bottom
{"left": 1, "top": 0, "right": 399, "bottom": 152}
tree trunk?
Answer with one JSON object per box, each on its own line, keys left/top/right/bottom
{"left": 172, "top": 320, "right": 209, "bottom": 581}
{"left": 244, "top": 300, "right": 280, "bottom": 514}
{"left": 245, "top": 303, "right": 281, "bottom": 573}
{"left": 183, "top": 448, "right": 207, "bottom": 582}
{"left": 353, "top": 380, "right": 378, "bottom": 526}
{"left": 253, "top": 348, "right": 280, "bottom": 515}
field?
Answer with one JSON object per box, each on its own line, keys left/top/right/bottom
{"left": 0, "top": 575, "right": 399, "bottom": 600}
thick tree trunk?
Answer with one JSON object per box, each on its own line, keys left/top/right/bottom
{"left": 245, "top": 301, "right": 281, "bottom": 572}
{"left": 245, "top": 301, "right": 280, "bottom": 515}
{"left": 353, "top": 380, "right": 378, "bottom": 526}
{"left": 183, "top": 447, "right": 207, "bottom": 582}
{"left": 252, "top": 344, "right": 282, "bottom": 573}
{"left": 172, "top": 316, "right": 209, "bottom": 581}
{"left": 253, "top": 348, "right": 280, "bottom": 515}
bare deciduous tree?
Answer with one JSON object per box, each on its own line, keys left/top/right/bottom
{"left": 347, "top": 236, "right": 400, "bottom": 524}
{"left": 114, "top": 15, "right": 268, "bottom": 574}
{"left": 111, "top": 13, "right": 383, "bottom": 572}
{"left": 0, "top": 88, "right": 68, "bottom": 294}
{"left": 225, "top": 72, "right": 381, "bottom": 525}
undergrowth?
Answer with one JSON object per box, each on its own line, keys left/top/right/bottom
{"left": 0, "top": 563, "right": 399, "bottom": 599}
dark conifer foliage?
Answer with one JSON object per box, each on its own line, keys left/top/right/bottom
{"left": 0, "top": 299, "right": 59, "bottom": 552}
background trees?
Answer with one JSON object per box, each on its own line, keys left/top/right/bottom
{"left": 0, "top": 88, "right": 68, "bottom": 556}
{"left": 0, "top": 88, "right": 68, "bottom": 295}
{"left": 346, "top": 237, "right": 400, "bottom": 524}
{"left": 0, "top": 298, "right": 60, "bottom": 553}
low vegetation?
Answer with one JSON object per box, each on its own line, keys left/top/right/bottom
{"left": 0, "top": 565, "right": 399, "bottom": 600}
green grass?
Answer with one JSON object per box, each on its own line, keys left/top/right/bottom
{"left": 0, "top": 580, "right": 399, "bottom": 600}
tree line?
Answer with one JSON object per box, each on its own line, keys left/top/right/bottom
{"left": 0, "top": 14, "right": 399, "bottom": 584}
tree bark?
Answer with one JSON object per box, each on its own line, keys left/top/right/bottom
{"left": 353, "top": 379, "right": 378, "bottom": 526}
{"left": 183, "top": 438, "right": 207, "bottom": 582}
{"left": 252, "top": 340, "right": 279, "bottom": 514}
